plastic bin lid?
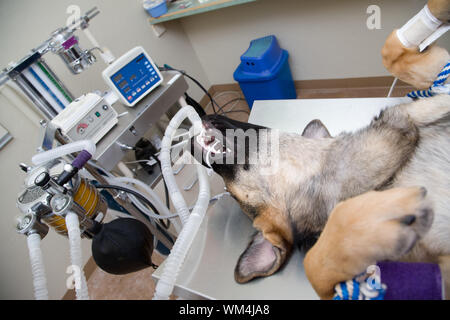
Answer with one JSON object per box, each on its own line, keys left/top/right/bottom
{"left": 234, "top": 50, "right": 289, "bottom": 82}
{"left": 239, "top": 35, "right": 283, "bottom": 74}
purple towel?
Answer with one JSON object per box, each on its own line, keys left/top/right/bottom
{"left": 377, "top": 261, "right": 443, "bottom": 300}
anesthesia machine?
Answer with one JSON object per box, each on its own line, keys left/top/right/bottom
{"left": 1, "top": 7, "right": 212, "bottom": 300}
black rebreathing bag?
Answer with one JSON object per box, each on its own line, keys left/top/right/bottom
{"left": 92, "top": 218, "right": 154, "bottom": 275}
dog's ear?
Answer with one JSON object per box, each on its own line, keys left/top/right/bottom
{"left": 302, "top": 119, "right": 331, "bottom": 139}
{"left": 234, "top": 232, "right": 285, "bottom": 283}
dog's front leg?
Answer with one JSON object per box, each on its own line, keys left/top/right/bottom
{"left": 397, "top": 94, "right": 450, "bottom": 126}
{"left": 234, "top": 206, "right": 293, "bottom": 283}
{"left": 304, "top": 187, "right": 432, "bottom": 299}
{"left": 438, "top": 256, "right": 450, "bottom": 299}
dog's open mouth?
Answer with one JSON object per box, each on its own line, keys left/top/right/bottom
{"left": 196, "top": 124, "right": 230, "bottom": 156}
{"left": 190, "top": 114, "right": 268, "bottom": 170}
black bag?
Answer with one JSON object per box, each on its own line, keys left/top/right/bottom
{"left": 92, "top": 218, "right": 155, "bottom": 275}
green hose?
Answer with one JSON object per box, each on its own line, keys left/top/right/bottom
{"left": 36, "top": 61, "right": 73, "bottom": 103}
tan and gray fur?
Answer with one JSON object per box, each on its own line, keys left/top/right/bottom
{"left": 193, "top": 95, "right": 450, "bottom": 294}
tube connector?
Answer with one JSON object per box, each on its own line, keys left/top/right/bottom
{"left": 17, "top": 213, "right": 49, "bottom": 239}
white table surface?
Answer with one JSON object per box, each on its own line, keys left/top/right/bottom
{"left": 249, "top": 97, "right": 411, "bottom": 135}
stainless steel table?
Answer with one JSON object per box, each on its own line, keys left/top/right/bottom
{"left": 156, "top": 195, "right": 318, "bottom": 299}
{"left": 152, "top": 97, "right": 411, "bottom": 300}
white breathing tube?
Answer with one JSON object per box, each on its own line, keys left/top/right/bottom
{"left": 159, "top": 104, "right": 204, "bottom": 225}
{"left": 65, "top": 212, "right": 90, "bottom": 300}
{"left": 28, "top": 141, "right": 95, "bottom": 299}
{"left": 153, "top": 102, "right": 211, "bottom": 300}
{"left": 32, "top": 140, "right": 96, "bottom": 166}
{"left": 27, "top": 233, "right": 49, "bottom": 300}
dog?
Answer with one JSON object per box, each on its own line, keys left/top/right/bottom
{"left": 190, "top": 94, "right": 450, "bottom": 297}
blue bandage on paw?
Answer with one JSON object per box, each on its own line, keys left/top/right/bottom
{"left": 333, "top": 275, "right": 387, "bottom": 300}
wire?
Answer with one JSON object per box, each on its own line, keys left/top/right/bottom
{"left": 147, "top": 151, "right": 171, "bottom": 214}
{"left": 205, "top": 91, "right": 241, "bottom": 114}
{"left": 159, "top": 64, "right": 219, "bottom": 114}
{"left": 387, "top": 77, "right": 398, "bottom": 97}
{"left": 134, "top": 145, "right": 171, "bottom": 230}
{"left": 132, "top": 143, "right": 172, "bottom": 218}
{"left": 221, "top": 109, "right": 250, "bottom": 116}
{"left": 217, "top": 98, "right": 245, "bottom": 115}
{"left": 124, "top": 160, "right": 156, "bottom": 165}
{"left": 159, "top": 64, "right": 250, "bottom": 118}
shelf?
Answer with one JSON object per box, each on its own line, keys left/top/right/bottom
{"left": 148, "top": 0, "right": 257, "bottom": 25}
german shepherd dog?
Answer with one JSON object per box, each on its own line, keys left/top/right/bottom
{"left": 190, "top": 94, "right": 450, "bottom": 297}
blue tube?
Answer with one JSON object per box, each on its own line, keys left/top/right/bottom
{"left": 28, "top": 67, "right": 66, "bottom": 110}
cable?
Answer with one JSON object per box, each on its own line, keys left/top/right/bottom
{"left": 159, "top": 64, "right": 219, "bottom": 114}
{"left": 134, "top": 145, "right": 172, "bottom": 229}
{"left": 124, "top": 160, "right": 157, "bottom": 165}
{"left": 205, "top": 91, "right": 240, "bottom": 114}
{"left": 387, "top": 77, "right": 398, "bottom": 97}
{"left": 221, "top": 109, "right": 250, "bottom": 116}
{"left": 148, "top": 152, "right": 170, "bottom": 217}
{"left": 217, "top": 98, "right": 245, "bottom": 115}
{"left": 159, "top": 64, "right": 251, "bottom": 118}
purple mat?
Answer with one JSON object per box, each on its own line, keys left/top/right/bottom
{"left": 377, "top": 261, "right": 443, "bottom": 300}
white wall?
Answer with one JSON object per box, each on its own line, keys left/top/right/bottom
{"left": 0, "top": 0, "right": 208, "bottom": 299}
{"left": 180, "top": 0, "right": 450, "bottom": 84}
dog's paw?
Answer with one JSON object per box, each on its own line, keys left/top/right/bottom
{"left": 324, "top": 187, "right": 434, "bottom": 274}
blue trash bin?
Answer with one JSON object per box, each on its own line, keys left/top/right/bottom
{"left": 233, "top": 35, "right": 296, "bottom": 109}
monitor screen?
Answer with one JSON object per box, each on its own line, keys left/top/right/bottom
{"left": 110, "top": 53, "right": 160, "bottom": 104}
